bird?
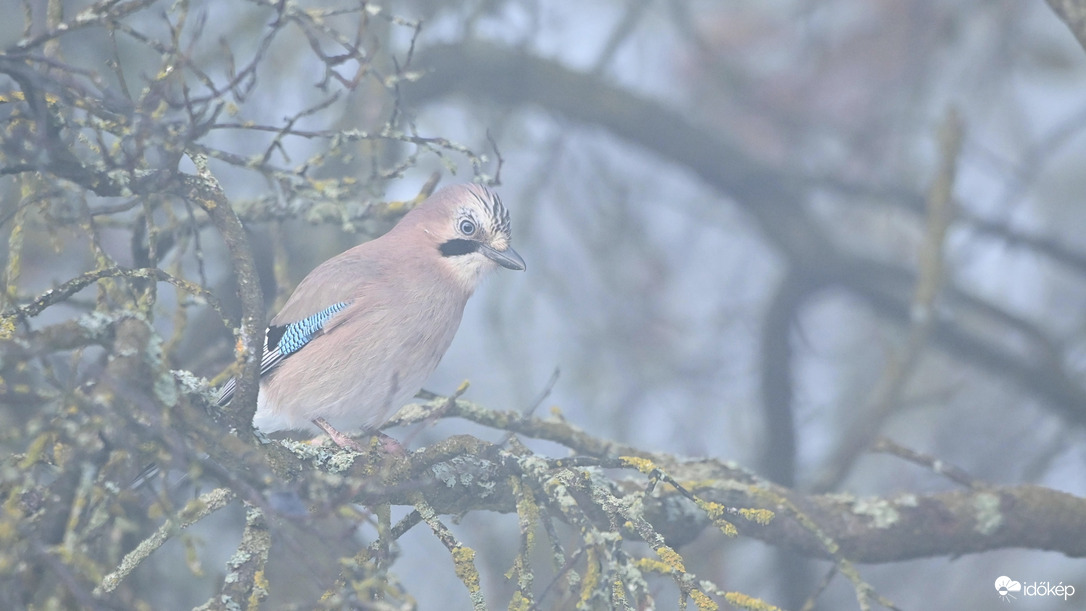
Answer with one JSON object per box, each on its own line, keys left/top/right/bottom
{"left": 216, "top": 182, "right": 525, "bottom": 449}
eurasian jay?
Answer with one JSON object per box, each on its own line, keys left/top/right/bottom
{"left": 217, "top": 183, "right": 525, "bottom": 447}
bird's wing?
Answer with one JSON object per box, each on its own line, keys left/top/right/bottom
{"left": 215, "top": 301, "right": 353, "bottom": 406}
{"left": 216, "top": 243, "right": 390, "bottom": 406}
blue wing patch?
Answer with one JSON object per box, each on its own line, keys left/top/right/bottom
{"left": 216, "top": 301, "right": 350, "bottom": 406}
{"left": 274, "top": 301, "right": 350, "bottom": 356}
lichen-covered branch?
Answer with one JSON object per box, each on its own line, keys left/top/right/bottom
{"left": 285, "top": 404, "right": 1086, "bottom": 560}
{"left": 177, "top": 156, "right": 263, "bottom": 432}
{"left": 96, "top": 488, "right": 236, "bottom": 596}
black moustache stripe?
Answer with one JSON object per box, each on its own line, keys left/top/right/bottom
{"left": 439, "top": 238, "right": 479, "bottom": 257}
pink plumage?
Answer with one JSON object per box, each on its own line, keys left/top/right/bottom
{"left": 217, "top": 183, "right": 524, "bottom": 439}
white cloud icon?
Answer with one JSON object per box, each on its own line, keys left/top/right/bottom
{"left": 995, "top": 576, "right": 1022, "bottom": 597}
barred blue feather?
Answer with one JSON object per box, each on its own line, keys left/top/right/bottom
{"left": 216, "top": 301, "right": 350, "bottom": 406}
{"left": 273, "top": 302, "right": 350, "bottom": 357}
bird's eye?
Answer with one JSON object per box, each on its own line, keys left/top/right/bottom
{"left": 458, "top": 219, "right": 477, "bottom": 235}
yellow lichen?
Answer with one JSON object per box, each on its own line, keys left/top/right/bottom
{"left": 383, "top": 199, "right": 409, "bottom": 215}
{"left": 579, "top": 547, "right": 601, "bottom": 605}
{"left": 676, "top": 479, "right": 718, "bottom": 490}
{"left": 695, "top": 499, "right": 727, "bottom": 519}
{"left": 724, "top": 591, "right": 783, "bottom": 611}
{"left": 654, "top": 545, "right": 686, "bottom": 573}
{"left": 612, "top": 579, "right": 628, "bottom": 605}
{"left": 0, "top": 316, "right": 14, "bottom": 340}
{"left": 248, "top": 568, "right": 269, "bottom": 609}
{"left": 691, "top": 589, "right": 720, "bottom": 611}
{"left": 633, "top": 557, "right": 674, "bottom": 575}
{"left": 18, "top": 433, "right": 52, "bottom": 469}
{"left": 715, "top": 520, "right": 739, "bottom": 537}
{"left": 508, "top": 590, "right": 530, "bottom": 611}
{"left": 451, "top": 546, "right": 480, "bottom": 593}
{"left": 695, "top": 500, "right": 738, "bottom": 536}
{"left": 514, "top": 479, "right": 540, "bottom": 525}
{"left": 178, "top": 496, "right": 210, "bottom": 522}
{"left": 620, "top": 456, "right": 657, "bottom": 475}
{"left": 512, "top": 477, "right": 539, "bottom": 555}
{"left": 739, "top": 508, "right": 775, "bottom": 525}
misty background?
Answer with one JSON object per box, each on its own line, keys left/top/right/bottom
{"left": 2, "top": 1, "right": 1085, "bottom": 609}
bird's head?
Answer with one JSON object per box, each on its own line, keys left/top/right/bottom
{"left": 405, "top": 183, "right": 525, "bottom": 291}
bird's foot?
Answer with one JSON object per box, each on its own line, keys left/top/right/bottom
{"left": 312, "top": 417, "right": 366, "bottom": 452}
{"left": 311, "top": 418, "right": 407, "bottom": 456}
{"left": 372, "top": 431, "right": 407, "bottom": 457}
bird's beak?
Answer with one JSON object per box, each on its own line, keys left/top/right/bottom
{"left": 478, "top": 243, "right": 526, "bottom": 271}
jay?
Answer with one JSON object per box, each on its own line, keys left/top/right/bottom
{"left": 217, "top": 183, "right": 525, "bottom": 448}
